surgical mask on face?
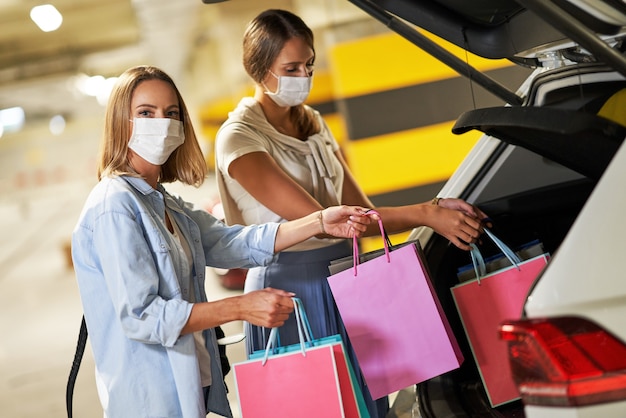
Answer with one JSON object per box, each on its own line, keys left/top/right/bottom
{"left": 128, "top": 117, "right": 185, "bottom": 165}
{"left": 263, "top": 71, "right": 312, "bottom": 107}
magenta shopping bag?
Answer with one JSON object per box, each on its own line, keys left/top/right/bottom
{"left": 327, "top": 213, "right": 463, "bottom": 400}
{"left": 451, "top": 231, "right": 549, "bottom": 407}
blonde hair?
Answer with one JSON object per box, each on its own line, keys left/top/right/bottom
{"left": 97, "top": 65, "right": 207, "bottom": 186}
{"left": 243, "top": 9, "right": 320, "bottom": 137}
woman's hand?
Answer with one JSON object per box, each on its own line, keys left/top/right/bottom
{"left": 428, "top": 199, "right": 489, "bottom": 251}
{"left": 181, "top": 288, "right": 295, "bottom": 334}
{"left": 239, "top": 288, "right": 295, "bottom": 328}
{"left": 320, "top": 206, "right": 375, "bottom": 239}
{"left": 274, "top": 206, "right": 375, "bottom": 253}
{"left": 438, "top": 198, "right": 489, "bottom": 220}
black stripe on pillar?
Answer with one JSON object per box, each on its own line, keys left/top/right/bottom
{"left": 340, "top": 66, "right": 531, "bottom": 140}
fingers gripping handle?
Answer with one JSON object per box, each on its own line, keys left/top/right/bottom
{"left": 261, "top": 297, "right": 313, "bottom": 365}
{"left": 352, "top": 210, "right": 389, "bottom": 276}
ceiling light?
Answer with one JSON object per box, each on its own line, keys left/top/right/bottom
{"left": 49, "top": 115, "right": 66, "bottom": 136}
{"left": 82, "top": 75, "right": 105, "bottom": 97}
{"left": 0, "top": 107, "right": 25, "bottom": 134}
{"left": 30, "top": 4, "right": 63, "bottom": 32}
{"left": 96, "top": 77, "right": 118, "bottom": 106}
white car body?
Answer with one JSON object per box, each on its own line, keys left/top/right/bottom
{"left": 521, "top": 106, "right": 626, "bottom": 418}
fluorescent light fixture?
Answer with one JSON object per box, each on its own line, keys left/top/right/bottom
{"left": 74, "top": 74, "right": 118, "bottom": 105}
{"left": 82, "top": 75, "right": 105, "bottom": 97}
{"left": 0, "top": 106, "right": 25, "bottom": 133}
{"left": 96, "top": 77, "right": 118, "bottom": 106}
{"left": 30, "top": 4, "right": 63, "bottom": 32}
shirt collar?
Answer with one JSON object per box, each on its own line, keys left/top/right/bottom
{"left": 122, "top": 175, "right": 157, "bottom": 196}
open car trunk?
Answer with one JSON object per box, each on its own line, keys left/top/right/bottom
{"left": 400, "top": 64, "right": 626, "bottom": 417}
{"left": 416, "top": 175, "right": 593, "bottom": 417}
{"left": 407, "top": 60, "right": 624, "bottom": 415}
{"left": 346, "top": 1, "right": 626, "bottom": 416}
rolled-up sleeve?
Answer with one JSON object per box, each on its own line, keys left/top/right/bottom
{"left": 182, "top": 201, "right": 280, "bottom": 269}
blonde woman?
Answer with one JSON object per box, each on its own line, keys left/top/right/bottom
{"left": 72, "top": 65, "right": 373, "bottom": 418}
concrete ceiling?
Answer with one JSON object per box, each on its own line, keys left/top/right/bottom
{"left": 0, "top": 0, "right": 372, "bottom": 127}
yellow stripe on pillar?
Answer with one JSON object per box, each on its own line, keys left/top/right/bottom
{"left": 342, "top": 121, "right": 481, "bottom": 196}
{"left": 330, "top": 31, "right": 513, "bottom": 99}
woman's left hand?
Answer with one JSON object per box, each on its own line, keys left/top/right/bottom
{"left": 321, "top": 206, "right": 375, "bottom": 238}
{"left": 438, "top": 198, "right": 488, "bottom": 220}
{"left": 429, "top": 198, "right": 490, "bottom": 251}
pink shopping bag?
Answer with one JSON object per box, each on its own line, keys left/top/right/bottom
{"left": 234, "top": 298, "right": 366, "bottom": 418}
{"left": 234, "top": 345, "right": 344, "bottom": 418}
{"left": 327, "top": 212, "right": 463, "bottom": 400}
{"left": 451, "top": 233, "right": 549, "bottom": 407}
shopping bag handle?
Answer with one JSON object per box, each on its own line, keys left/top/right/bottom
{"left": 351, "top": 210, "right": 390, "bottom": 276}
{"left": 470, "top": 228, "right": 521, "bottom": 284}
{"left": 262, "top": 298, "right": 313, "bottom": 365}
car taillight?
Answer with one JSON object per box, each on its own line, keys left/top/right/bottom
{"left": 500, "top": 316, "right": 626, "bottom": 407}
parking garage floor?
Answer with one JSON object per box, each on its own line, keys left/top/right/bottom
{"left": 0, "top": 176, "right": 410, "bottom": 418}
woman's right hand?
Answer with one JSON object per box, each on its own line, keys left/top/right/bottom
{"left": 239, "top": 288, "right": 295, "bottom": 328}
{"left": 320, "top": 206, "right": 375, "bottom": 238}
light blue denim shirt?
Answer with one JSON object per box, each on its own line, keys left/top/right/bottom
{"left": 72, "top": 175, "right": 279, "bottom": 418}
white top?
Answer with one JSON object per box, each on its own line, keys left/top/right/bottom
{"left": 168, "top": 210, "right": 212, "bottom": 387}
{"left": 215, "top": 97, "right": 344, "bottom": 251}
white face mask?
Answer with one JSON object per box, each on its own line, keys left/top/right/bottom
{"left": 263, "top": 71, "right": 312, "bottom": 107}
{"left": 128, "top": 118, "right": 185, "bottom": 165}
